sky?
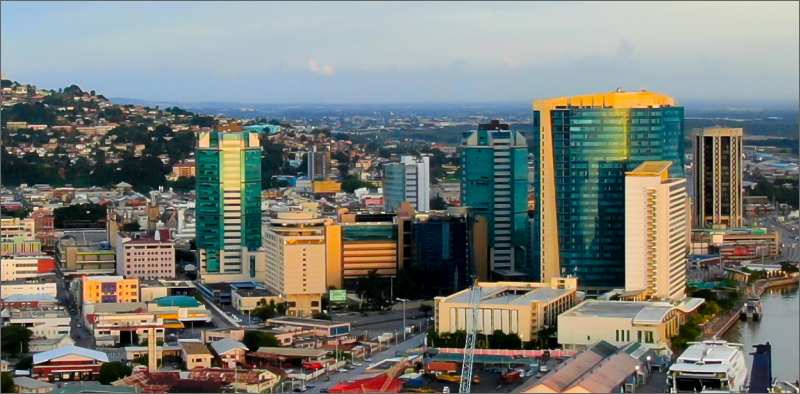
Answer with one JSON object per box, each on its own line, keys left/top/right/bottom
{"left": 2, "top": 1, "right": 798, "bottom": 104}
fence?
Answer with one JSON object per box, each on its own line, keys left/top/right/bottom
{"left": 434, "top": 348, "right": 577, "bottom": 358}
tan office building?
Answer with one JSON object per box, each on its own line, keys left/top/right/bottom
{"left": 434, "top": 277, "right": 580, "bottom": 342}
{"left": 262, "top": 212, "right": 330, "bottom": 317}
{"left": 625, "top": 162, "right": 690, "bottom": 301}
{"left": 692, "top": 127, "right": 743, "bottom": 229}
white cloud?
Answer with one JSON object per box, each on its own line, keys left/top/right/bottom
{"left": 503, "top": 56, "right": 522, "bottom": 69}
{"left": 308, "top": 59, "right": 321, "bottom": 74}
{"left": 309, "top": 59, "right": 335, "bottom": 76}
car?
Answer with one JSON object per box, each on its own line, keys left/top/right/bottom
{"left": 320, "top": 389, "right": 330, "bottom": 393}
{"left": 292, "top": 389, "right": 306, "bottom": 393}
{"left": 305, "top": 384, "right": 315, "bottom": 389}
{"left": 540, "top": 366, "right": 549, "bottom": 373}
{"left": 442, "top": 386, "right": 451, "bottom": 394}
{"left": 352, "top": 362, "right": 362, "bottom": 366}
{"left": 337, "top": 368, "right": 348, "bottom": 373}
{"left": 364, "top": 357, "right": 373, "bottom": 362}
{"left": 77, "top": 323, "right": 82, "bottom": 328}
{"left": 490, "top": 368, "right": 501, "bottom": 374}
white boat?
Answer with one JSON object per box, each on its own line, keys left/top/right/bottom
{"left": 667, "top": 340, "right": 749, "bottom": 393}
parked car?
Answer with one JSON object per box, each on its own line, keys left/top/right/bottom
{"left": 352, "top": 362, "right": 362, "bottom": 366}
{"left": 337, "top": 368, "right": 348, "bottom": 373}
{"left": 364, "top": 358, "right": 373, "bottom": 362}
{"left": 320, "top": 389, "right": 330, "bottom": 393}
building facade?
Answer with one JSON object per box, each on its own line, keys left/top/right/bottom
{"left": 80, "top": 276, "right": 140, "bottom": 305}
{"left": 532, "top": 91, "right": 685, "bottom": 293}
{"left": 31, "top": 346, "right": 109, "bottom": 383}
{"left": 383, "top": 156, "right": 431, "bottom": 212}
{"left": 308, "top": 146, "right": 331, "bottom": 181}
{"left": 411, "top": 207, "right": 488, "bottom": 296}
{"left": 196, "top": 127, "right": 262, "bottom": 282}
{"left": 1, "top": 280, "right": 58, "bottom": 298}
{"left": 115, "top": 232, "right": 176, "bottom": 279}
{"left": 434, "top": 277, "right": 580, "bottom": 342}
{"left": 625, "top": 162, "right": 690, "bottom": 301}
{"left": 262, "top": 212, "right": 329, "bottom": 317}
{"left": 692, "top": 127, "right": 743, "bottom": 229}
{"left": 460, "top": 120, "right": 529, "bottom": 280}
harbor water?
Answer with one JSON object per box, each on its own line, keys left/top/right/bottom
{"left": 722, "top": 285, "right": 800, "bottom": 383}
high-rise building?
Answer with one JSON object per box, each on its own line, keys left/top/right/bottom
{"left": 261, "top": 212, "right": 329, "bottom": 317}
{"left": 461, "top": 120, "right": 529, "bottom": 280}
{"left": 411, "top": 207, "right": 488, "bottom": 296}
{"left": 196, "top": 127, "right": 262, "bottom": 283}
{"left": 532, "top": 91, "right": 684, "bottom": 293}
{"left": 325, "top": 211, "right": 410, "bottom": 290}
{"left": 692, "top": 127, "right": 743, "bottom": 229}
{"left": 308, "top": 146, "right": 331, "bottom": 181}
{"left": 624, "top": 161, "right": 690, "bottom": 301}
{"left": 383, "top": 156, "right": 431, "bottom": 212}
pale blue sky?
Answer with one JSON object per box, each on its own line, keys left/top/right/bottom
{"left": 2, "top": 1, "right": 798, "bottom": 104}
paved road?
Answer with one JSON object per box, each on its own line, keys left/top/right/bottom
{"left": 300, "top": 332, "right": 427, "bottom": 393}
{"left": 759, "top": 217, "right": 799, "bottom": 262}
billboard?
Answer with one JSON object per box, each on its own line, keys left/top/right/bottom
{"left": 329, "top": 290, "right": 347, "bottom": 302}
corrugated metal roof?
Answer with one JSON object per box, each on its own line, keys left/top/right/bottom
{"left": 210, "top": 338, "right": 248, "bottom": 355}
{"left": 33, "top": 345, "right": 109, "bottom": 364}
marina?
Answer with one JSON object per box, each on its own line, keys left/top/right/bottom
{"left": 723, "top": 285, "right": 800, "bottom": 387}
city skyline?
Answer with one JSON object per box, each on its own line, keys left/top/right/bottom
{"left": 2, "top": 1, "right": 798, "bottom": 104}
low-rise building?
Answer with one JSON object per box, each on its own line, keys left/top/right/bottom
{"left": 1, "top": 254, "right": 56, "bottom": 281}
{"left": 210, "top": 338, "right": 249, "bottom": 368}
{"left": 1, "top": 295, "right": 59, "bottom": 310}
{"left": 266, "top": 317, "right": 351, "bottom": 338}
{"left": 29, "top": 334, "right": 76, "bottom": 353}
{"left": 32, "top": 345, "right": 109, "bottom": 383}
{"left": 56, "top": 238, "right": 116, "bottom": 277}
{"left": 520, "top": 341, "right": 659, "bottom": 394}
{"left": 79, "top": 276, "right": 140, "bottom": 306}
{"left": 139, "top": 279, "right": 196, "bottom": 302}
{"left": 87, "top": 312, "right": 165, "bottom": 347}
{"left": 434, "top": 277, "right": 581, "bottom": 342}
{"left": 232, "top": 288, "right": 283, "bottom": 314}
{"left": 180, "top": 340, "right": 213, "bottom": 370}
{"left": 557, "top": 299, "right": 704, "bottom": 356}
{"left": 203, "top": 326, "right": 312, "bottom": 347}
{"left": 12, "top": 376, "right": 56, "bottom": 393}
{"left": 145, "top": 296, "right": 212, "bottom": 327}
{"left": 8, "top": 309, "right": 71, "bottom": 339}
{"left": 1, "top": 237, "right": 42, "bottom": 256}
{"left": 1, "top": 216, "right": 35, "bottom": 240}
{"left": 1, "top": 279, "right": 58, "bottom": 299}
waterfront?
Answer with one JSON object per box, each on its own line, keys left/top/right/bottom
{"left": 723, "top": 285, "right": 800, "bottom": 383}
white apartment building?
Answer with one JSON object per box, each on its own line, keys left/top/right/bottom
{"left": 1, "top": 281, "right": 58, "bottom": 299}
{"left": 8, "top": 309, "right": 72, "bottom": 339}
{"left": 625, "top": 162, "right": 690, "bottom": 301}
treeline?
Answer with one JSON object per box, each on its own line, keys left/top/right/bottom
{"left": 751, "top": 176, "right": 799, "bottom": 209}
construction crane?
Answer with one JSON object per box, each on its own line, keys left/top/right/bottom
{"left": 459, "top": 280, "right": 481, "bottom": 393}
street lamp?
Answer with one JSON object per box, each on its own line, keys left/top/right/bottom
{"left": 396, "top": 298, "right": 409, "bottom": 341}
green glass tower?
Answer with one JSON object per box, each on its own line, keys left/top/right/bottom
{"left": 196, "top": 127, "right": 262, "bottom": 282}
{"left": 531, "top": 91, "right": 684, "bottom": 293}
{"left": 461, "top": 120, "right": 530, "bottom": 280}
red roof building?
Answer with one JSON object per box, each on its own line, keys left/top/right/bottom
{"left": 329, "top": 375, "right": 404, "bottom": 393}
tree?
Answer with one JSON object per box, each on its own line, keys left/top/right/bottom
{"left": 337, "top": 164, "right": 349, "bottom": 177}
{"left": 268, "top": 119, "right": 282, "bottom": 126}
{"left": 1, "top": 371, "right": 16, "bottom": 394}
{"left": 242, "top": 331, "right": 281, "bottom": 351}
{"left": 419, "top": 304, "right": 433, "bottom": 317}
{"left": 430, "top": 196, "right": 447, "bottom": 210}
{"left": 98, "top": 361, "right": 133, "bottom": 385}
{"left": 15, "top": 356, "right": 33, "bottom": 371}
{"left": 312, "top": 312, "right": 332, "bottom": 320}
{"left": 1, "top": 325, "right": 33, "bottom": 357}
{"left": 120, "top": 222, "right": 141, "bottom": 232}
